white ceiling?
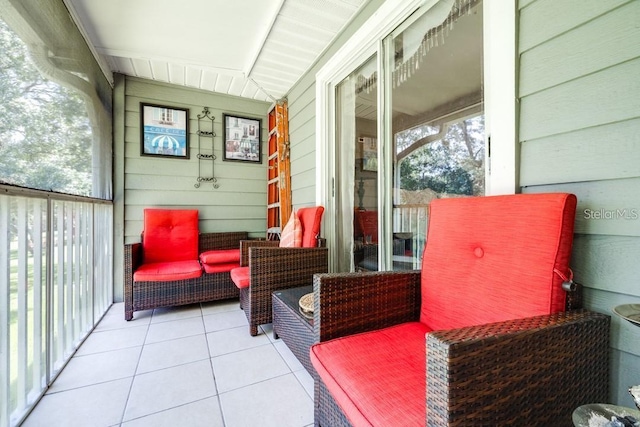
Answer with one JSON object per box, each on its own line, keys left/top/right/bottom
{"left": 64, "top": 0, "right": 369, "bottom": 102}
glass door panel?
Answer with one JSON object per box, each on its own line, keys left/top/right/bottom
{"left": 389, "top": 0, "right": 485, "bottom": 270}
{"left": 334, "top": 55, "right": 378, "bottom": 272}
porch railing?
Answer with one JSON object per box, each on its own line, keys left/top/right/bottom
{"left": 0, "top": 185, "right": 113, "bottom": 427}
{"left": 392, "top": 204, "right": 429, "bottom": 269}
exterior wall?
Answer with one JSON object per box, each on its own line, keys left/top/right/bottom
{"left": 518, "top": 0, "right": 640, "bottom": 406}
{"left": 287, "top": 0, "right": 386, "bottom": 209}
{"left": 113, "top": 75, "right": 270, "bottom": 300}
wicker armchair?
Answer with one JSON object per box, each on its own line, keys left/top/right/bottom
{"left": 310, "top": 194, "right": 610, "bottom": 426}
{"left": 124, "top": 209, "right": 247, "bottom": 320}
{"left": 231, "top": 207, "right": 328, "bottom": 335}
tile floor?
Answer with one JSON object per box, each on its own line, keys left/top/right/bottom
{"left": 23, "top": 300, "right": 314, "bottom": 427}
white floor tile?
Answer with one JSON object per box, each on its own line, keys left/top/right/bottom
{"left": 76, "top": 324, "right": 148, "bottom": 356}
{"left": 144, "top": 316, "right": 205, "bottom": 344}
{"left": 206, "top": 325, "right": 270, "bottom": 357}
{"left": 49, "top": 346, "right": 141, "bottom": 393}
{"left": 121, "top": 396, "right": 224, "bottom": 427}
{"left": 274, "top": 339, "right": 306, "bottom": 372}
{"left": 123, "top": 359, "right": 216, "bottom": 421}
{"left": 137, "top": 334, "right": 209, "bottom": 374}
{"left": 151, "top": 303, "right": 202, "bottom": 323}
{"left": 294, "top": 369, "right": 315, "bottom": 399}
{"left": 202, "top": 309, "right": 247, "bottom": 332}
{"left": 261, "top": 323, "right": 277, "bottom": 341}
{"left": 22, "top": 378, "right": 132, "bottom": 427}
{"left": 201, "top": 299, "right": 240, "bottom": 316}
{"left": 211, "top": 344, "right": 290, "bottom": 393}
{"left": 95, "top": 303, "right": 152, "bottom": 331}
{"left": 219, "top": 374, "right": 314, "bottom": 427}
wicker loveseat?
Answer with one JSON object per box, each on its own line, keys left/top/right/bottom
{"left": 310, "top": 193, "right": 610, "bottom": 426}
{"left": 124, "top": 209, "right": 248, "bottom": 320}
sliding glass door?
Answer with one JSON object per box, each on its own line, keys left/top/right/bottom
{"left": 334, "top": 55, "right": 378, "bottom": 272}
{"left": 327, "top": 0, "right": 485, "bottom": 273}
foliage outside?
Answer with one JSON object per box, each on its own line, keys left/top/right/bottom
{"left": 0, "top": 20, "right": 92, "bottom": 196}
{"left": 397, "top": 115, "right": 485, "bottom": 201}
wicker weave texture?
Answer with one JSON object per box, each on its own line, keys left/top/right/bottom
{"left": 312, "top": 272, "right": 610, "bottom": 427}
{"left": 240, "top": 246, "right": 328, "bottom": 335}
{"left": 272, "top": 290, "right": 315, "bottom": 373}
{"left": 124, "top": 231, "right": 247, "bottom": 320}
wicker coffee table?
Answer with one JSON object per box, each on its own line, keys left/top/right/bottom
{"left": 272, "top": 285, "right": 314, "bottom": 373}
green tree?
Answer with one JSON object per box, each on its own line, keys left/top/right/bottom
{"left": 397, "top": 116, "right": 485, "bottom": 197}
{"left": 0, "top": 20, "right": 92, "bottom": 196}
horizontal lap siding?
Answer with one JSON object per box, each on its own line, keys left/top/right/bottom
{"left": 287, "top": 0, "right": 386, "bottom": 210}
{"left": 122, "top": 77, "right": 270, "bottom": 244}
{"left": 519, "top": 0, "right": 640, "bottom": 405}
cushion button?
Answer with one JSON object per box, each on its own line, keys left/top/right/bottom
{"left": 474, "top": 247, "right": 484, "bottom": 258}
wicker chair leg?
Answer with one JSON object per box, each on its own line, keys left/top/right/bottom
{"left": 250, "top": 324, "right": 258, "bottom": 336}
{"left": 125, "top": 308, "right": 133, "bottom": 321}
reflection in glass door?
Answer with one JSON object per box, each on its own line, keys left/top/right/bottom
{"left": 388, "top": 0, "right": 485, "bottom": 270}
{"left": 330, "top": 0, "right": 485, "bottom": 273}
{"left": 334, "top": 55, "right": 378, "bottom": 272}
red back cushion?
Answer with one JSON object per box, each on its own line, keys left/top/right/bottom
{"left": 298, "top": 206, "right": 324, "bottom": 248}
{"left": 142, "top": 209, "right": 199, "bottom": 264}
{"left": 419, "top": 193, "right": 577, "bottom": 331}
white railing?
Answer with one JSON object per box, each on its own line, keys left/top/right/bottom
{"left": 0, "top": 186, "right": 113, "bottom": 427}
{"left": 393, "top": 204, "right": 429, "bottom": 269}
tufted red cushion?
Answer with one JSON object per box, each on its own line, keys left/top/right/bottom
{"left": 133, "top": 260, "right": 202, "bottom": 282}
{"left": 230, "top": 266, "right": 250, "bottom": 289}
{"left": 420, "top": 193, "right": 577, "bottom": 331}
{"left": 142, "top": 209, "right": 199, "bottom": 264}
{"left": 202, "top": 262, "right": 240, "bottom": 274}
{"left": 199, "top": 249, "right": 240, "bottom": 265}
{"left": 298, "top": 206, "right": 324, "bottom": 248}
{"left": 279, "top": 212, "right": 302, "bottom": 248}
{"left": 310, "top": 322, "right": 431, "bottom": 427}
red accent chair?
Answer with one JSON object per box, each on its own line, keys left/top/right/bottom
{"left": 310, "top": 193, "right": 610, "bottom": 426}
{"left": 124, "top": 209, "right": 247, "bottom": 320}
{"left": 230, "top": 206, "right": 329, "bottom": 335}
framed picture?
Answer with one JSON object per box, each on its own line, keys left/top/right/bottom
{"left": 223, "top": 114, "right": 262, "bottom": 163}
{"left": 360, "top": 136, "right": 377, "bottom": 171}
{"left": 140, "top": 103, "right": 189, "bottom": 159}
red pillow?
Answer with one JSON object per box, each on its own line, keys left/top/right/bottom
{"left": 279, "top": 212, "right": 302, "bottom": 248}
{"left": 298, "top": 206, "right": 324, "bottom": 248}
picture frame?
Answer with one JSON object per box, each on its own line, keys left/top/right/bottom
{"left": 360, "top": 136, "right": 377, "bottom": 171}
{"left": 140, "top": 103, "right": 190, "bottom": 159}
{"left": 223, "top": 114, "right": 262, "bottom": 163}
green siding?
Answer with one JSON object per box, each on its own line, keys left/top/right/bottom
{"left": 519, "top": 0, "right": 640, "bottom": 406}
{"left": 112, "top": 75, "right": 269, "bottom": 299}
{"left": 286, "top": 0, "right": 386, "bottom": 209}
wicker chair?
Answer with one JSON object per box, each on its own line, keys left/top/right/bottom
{"left": 231, "top": 206, "right": 329, "bottom": 335}
{"left": 124, "top": 209, "right": 247, "bottom": 320}
{"left": 310, "top": 194, "right": 610, "bottom": 426}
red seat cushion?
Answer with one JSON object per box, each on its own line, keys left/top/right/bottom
{"left": 298, "top": 206, "right": 324, "bottom": 248}
{"left": 311, "top": 322, "right": 431, "bottom": 427}
{"left": 199, "top": 249, "right": 240, "bottom": 265}
{"left": 230, "top": 266, "right": 250, "bottom": 289}
{"left": 420, "top": 193, "right": 577, "bottom": 331}
{"left": 133, "top": 260, "right": 202, "bottom": 282}
{"left": 142, "top": 209, "right": 199, "bottom": 263}
{"left": 202, "top": 262, "right": 240, "bottom": 274}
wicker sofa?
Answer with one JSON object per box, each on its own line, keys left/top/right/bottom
{"left": 123, "top": 209, "right": 248, "bottom": 320}
{"left": 310, "top": 194, "right": 610, "bottom": 426}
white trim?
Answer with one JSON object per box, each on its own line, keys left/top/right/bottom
{"left": 483, "top": 0, "right": 518, "bottom": 194}
{"left": 316, "top": 0, "right": 436, "bottom": 269}
{"left": 62, "top": 0, "right": 114, "bottom": 87}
